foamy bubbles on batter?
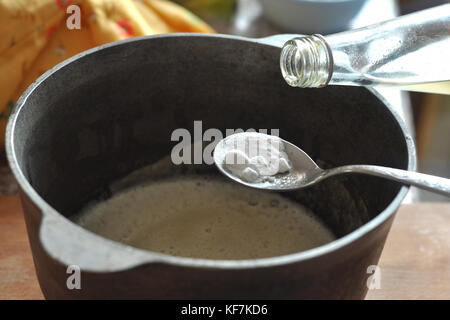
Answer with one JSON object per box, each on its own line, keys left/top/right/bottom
{"left": 73, "top": 176, "right": 335, "bottom": 260}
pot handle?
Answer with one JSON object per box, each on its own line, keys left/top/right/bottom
{"left": 39, "top": 208, "right": 159, "bottom": 272}
{"left": 255, "top": 34, "right": 303, "bottom": 48}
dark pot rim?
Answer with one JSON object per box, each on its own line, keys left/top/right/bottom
{"left": 5, "top": 33, "right": 417, "bottom": 272}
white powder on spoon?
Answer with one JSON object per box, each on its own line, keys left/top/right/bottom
{"left": 215, "top": 133, "right": 292, "bottom": 183}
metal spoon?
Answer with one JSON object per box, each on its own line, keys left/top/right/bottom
{"left": 213, "top": 132, "right": 450, "bottom": 196}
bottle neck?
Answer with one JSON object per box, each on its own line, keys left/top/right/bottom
{"left": 280, "top": 35, "right": 333, "bottom": 88}
{"left": 279, "top": 4, "right": 450, "bottom": 93}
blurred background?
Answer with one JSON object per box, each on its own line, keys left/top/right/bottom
{"left": 0, "top": 0, "right": 448, "bottom": 201}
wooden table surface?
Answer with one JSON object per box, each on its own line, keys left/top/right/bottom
{"left": 0, "top": 196, "right": 449, "bottom": 300}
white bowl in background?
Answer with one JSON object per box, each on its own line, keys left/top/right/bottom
{"left": 258, "top": 0, "right": 368, "bottom": 34}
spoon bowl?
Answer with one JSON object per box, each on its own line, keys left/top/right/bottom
{"left": 214, "top": 132, "right": 320, "bottom": 191}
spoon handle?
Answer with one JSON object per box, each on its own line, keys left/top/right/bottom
{"left": 325, "top": 165, "right": 450, "bottom": 197}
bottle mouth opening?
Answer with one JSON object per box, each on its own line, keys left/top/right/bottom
{"left": 280, "top": 42, "right": 302, "bottom": 87}
{"left": 280, "top": 35, "right": 333, "bottom": 88}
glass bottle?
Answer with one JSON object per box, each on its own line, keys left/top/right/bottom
{"left": 280, "top": 4, "right": 450, "bottom": 95}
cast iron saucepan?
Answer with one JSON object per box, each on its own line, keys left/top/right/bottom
{"left": 6, "top": 34, "right": 415, "bottom": 299}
